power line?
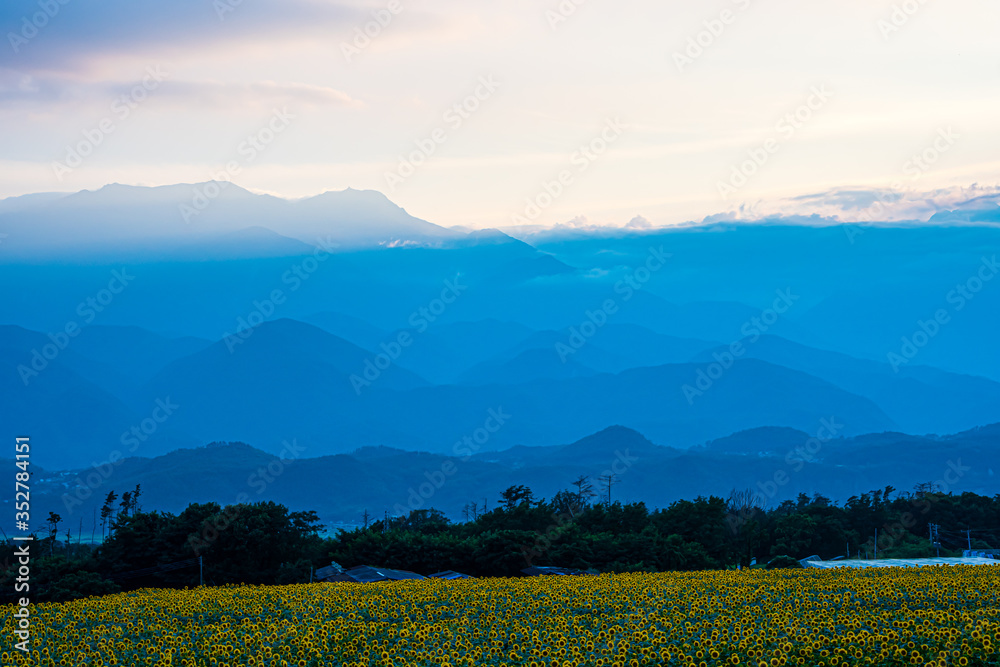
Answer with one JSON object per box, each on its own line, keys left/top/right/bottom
{"left": 929, "top": 525, "right": 996, "bottom": 552}
{"left": 940, "top": 527, "right": 995, "bottom": 535}
{"left": 929, "top": 523, "right": 941, "bottom": 557}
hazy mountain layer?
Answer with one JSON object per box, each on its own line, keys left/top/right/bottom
{"left": 23, "top": 423, "right": 999, "bottom": 535}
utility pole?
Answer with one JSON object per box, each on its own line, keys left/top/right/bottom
{"left": 599, "top": 474, "right": 617, "bottom": 506}
{"left": 967, "top": 529, "right": 972, "bottom": 551}
{"left": 199, "top": 556, "right": 203, "bottom": 587}
{"left": 874, "top": 529, "right": 877, "bottom": 560}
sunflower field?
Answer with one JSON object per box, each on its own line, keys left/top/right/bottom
{"left": 4, "top": 566, "right": 1000, "bottom": 667}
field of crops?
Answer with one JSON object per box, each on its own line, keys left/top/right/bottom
{"left": 4, "top": 567, "right": 1000, "bottom": 667}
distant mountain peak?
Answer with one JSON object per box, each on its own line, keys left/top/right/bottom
{"left": 466, "top": 228, "right": 517, "bottom": 242}
{"left": 300, "top": 187, "right": 406, "bottom": 211}
{"left": 0, "top": 182, "right": 463, "bottom": 257}
{"left": 565, "top": 425, "right": 660, "bottom": 453}
{"left": 946, "top": 422, "right": 1000, "bottom": 440}
{"left": 592, "top": 424, "right": 649, "bottom": 439}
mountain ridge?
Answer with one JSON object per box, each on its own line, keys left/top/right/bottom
{"left": 23, "top": 421, "right": 1000, "bottom": 535}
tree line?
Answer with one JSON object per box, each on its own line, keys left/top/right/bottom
{"left": 3, "top": 479, "right": 997, "bottom": 602}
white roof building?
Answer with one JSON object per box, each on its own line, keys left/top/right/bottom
{"left": 802, "top": 557, "right": 1000, "bottom": 569}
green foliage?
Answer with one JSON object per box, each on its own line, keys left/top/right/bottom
{"left": 499, "top": 485, "right": 536, "bottom": 510}
{"left": 276, "top": 559, "right": 316, "bottom": 585}
{"left": 767, "top": 555, "right": 804, "bottom": 569}
{"left": 0, "top": 552, "right": 118, "bottom": 603}
{"left": 45, "top": 570, "right": 121, "bottom": 602}
{"left": 0, "top": 500, "right": 327, "bottom": 603}
{"left": 8, "top": 483, "right": 1000, "bottom": 603}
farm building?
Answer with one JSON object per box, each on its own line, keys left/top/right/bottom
{"left": 802, "top": 557, "right": 1000, "bottom": 569}
{"left": 314, "top": 562, "right": 426, "bottom": 583}
{"left": 343, "top": 566, "right": 426, "bottom": 583}
{"left": 521, "top": 566, "right": 594, "bottom": 577}
{"left": 314, "top": 562, "right": 353, "bottom": 582}
{"left": 429, "top": 570, "right": 473, "bottom": 580}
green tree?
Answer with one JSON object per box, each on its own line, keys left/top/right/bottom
{"left": 46, "top": 511, "right": 62, "bottom": 555}
{"left": 499, "top": 485, "right": 535, "bottom": 510}
{"left": 100, "top": 491, "right": 118, "bottom": 540}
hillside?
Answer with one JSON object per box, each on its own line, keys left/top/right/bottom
{"left": 24, "top": 422, "right": 1000, "bottom": 534}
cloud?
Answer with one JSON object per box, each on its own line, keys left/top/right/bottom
{"left": 508, "top": 183, "right": 1000, "bottom": 241}
{"left": 1, "top": 0, "right": 361, "bottom": 72}
{"left": 717, "top": 184, "right": 1000, "bottom": 224}
{"left": 0, "top": 67, "right": 79, "bottom": 105}
{"left": 0, "top": 67, "right": 361, "bottom": 110}
{"left": 158, "top": 80, "right": 363, "bottom": 110}
{"left": 0, "top": 68, "right": 40, "bottom": 95}
{"left": 789, "top": 189, "right": 894, "bottom": 211}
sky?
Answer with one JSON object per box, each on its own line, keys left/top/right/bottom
{"left": 1, "top": 0, "right": 999, "bottom": 230}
